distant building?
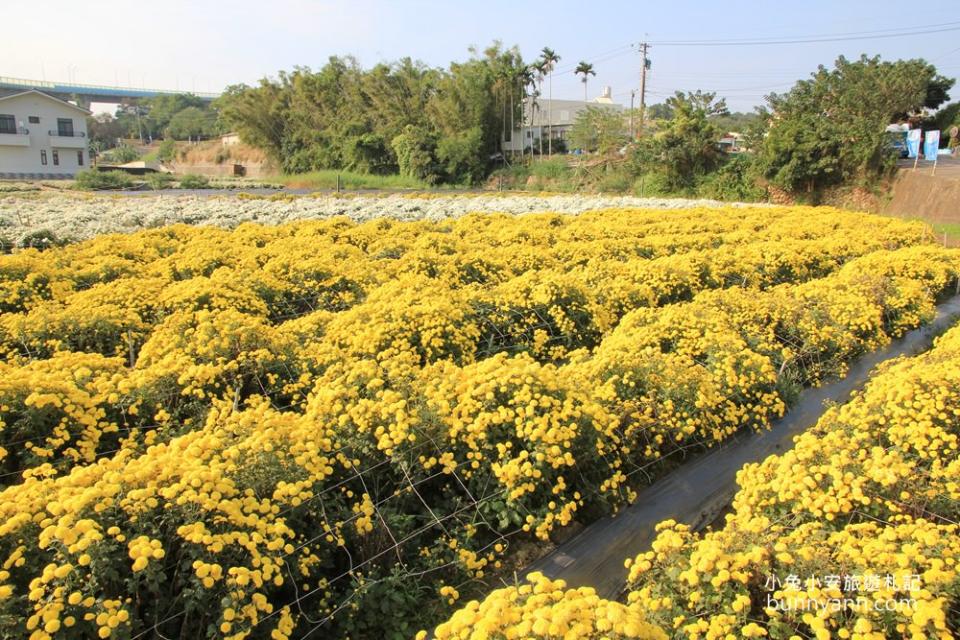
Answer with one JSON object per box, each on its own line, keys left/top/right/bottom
{"left": 504, "top": 86, "right": 623, "bottom": 153}
{"left": 220, "top": 132, "right": 241, "bottom": 147}
{"left": 0, "top": 90, "right": 90, "bottom": 178}
{"left": 718, "top": 132, "right": 746, "bottom": 153}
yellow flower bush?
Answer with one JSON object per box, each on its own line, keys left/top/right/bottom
{"left": 0, "top": 205, "right": 953, "bottom": 638}
{"left": 429, "top": 572, "right": 666, "bottom": 640}
{"left": 623, "top": 323, "right": 960, "bottom": 640}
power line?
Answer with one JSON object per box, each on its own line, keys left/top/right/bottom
{"left": 650, "top": 22, "right": 960, "bottom": 46}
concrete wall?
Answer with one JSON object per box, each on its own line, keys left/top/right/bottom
{"left": 0, "top": 92, "right": 89, "bottom": 177}
{"left": 167, "top": 161, "right": 271, "bottom": 178}
{"left": 883, "top": 171, "right": 960, "bottom": 225}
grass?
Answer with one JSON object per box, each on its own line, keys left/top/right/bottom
{"left": 270, "top": 170, "right": 434, "bottom": 191}
{"left": 930, "top": 222, "right": 960, "bottom": 244}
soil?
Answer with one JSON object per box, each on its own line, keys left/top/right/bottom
{"left": 883, "top": 170, "right": 960, "bottom": 225}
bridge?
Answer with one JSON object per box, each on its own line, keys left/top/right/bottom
{"left": 0, "top": 76, "right": 220, "bottom": 108}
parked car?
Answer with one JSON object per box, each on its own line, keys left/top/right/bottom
{"left": 887, "top": 131, "right": 909, "bottom": 158}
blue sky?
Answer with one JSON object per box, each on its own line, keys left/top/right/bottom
{"left": 8, "top": 0, "right": 960, "bottom": 112}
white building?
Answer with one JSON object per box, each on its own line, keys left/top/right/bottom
{"left": 503, "top": 86, "right": 624, "bottom": 153}
{"left": 0, "top": 90, "right": 91, "bottom": 178}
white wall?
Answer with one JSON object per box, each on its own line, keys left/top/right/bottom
{"left": 0, "top": 92, "right": 89, "bottom": 177}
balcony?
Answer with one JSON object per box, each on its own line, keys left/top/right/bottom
{"left": 0, "top": 129, "right": 30, "bottom": 146}
{"left": 48, "top": 129, "right": 86, "bottom": 149}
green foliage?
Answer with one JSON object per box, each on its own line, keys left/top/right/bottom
{"left": 86, "top": 113, "right": 125, "bottom": 150}
{"left": 631, "top": 90, "right": 727, "bottom": 192}
{"left": 218, "top": 44, "right": 527, "bottom": 184}
{"left": 932, "top": 102, "right": 960, "bottom": 135}
{"left": 697, "top": 155, "right": 767, "bottom": 202}
{"left": 17, "top": 229, "right": 64, "bottom": 250}
{"left": 73, "top": 170, "right": 134, "bottom": 191}
{"left": 709, "top": 111, "right": 759, "bottom": 133}
{"left": 757, "top": 55, "right": 953, "bottom": 193}
{"left": 177, "top": 174, "right": 211, "bottom": 189}
{"left": 595, "top": 168, "right": 632, "bottom": 192}
{"left": 102, "top": 144, "right": 140, "bottom": 164}
{"left": 165, "top": 106, "right": 219, "bottom": 140}
{"left": 392, "top": 125, "right": 441, "bottom": 184}
{"left": 158, "top": 139, "right": 178, "bottom": 162}
{"left": 646, "top": 103, "right": 674, "bottom": 120}
{"left": 632, "top": 172, "right": 673, "bottom": 197}
{"left": 568, "top": 106, "right": 628, "bottom": 154}
{"left": 145, "top": 172, "right": 176, "bottom": 190}
{"left": 276, "top": 169, "right": 429, "bottom": 190}
{"left": 530, "top": 157, "right": 570, "bottom": 180}
{"left": 147, "top": 94, "right": 206, "bottom": 131}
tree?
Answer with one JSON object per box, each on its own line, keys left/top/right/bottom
{"left": 216, "top": 44, "right": 525, "bottom": 182}
{"left": 428, "top": 44, "right": 524, "bottom": 183}
{"left": 141, "top": 94, "right": 207, "bottom": 139}
{"left": 632, "top": 90, "right": 727, "bottom": 191}
{"left": 568, "top": 106, "right": 627, "bottom": 154}
{"left": 575, "top": 61, "right": 596, "bottom": 102}
{"left": 392, "top": 125, "right": 440, "bottom": 183}
{"left": 539, "top": 47, "right": 561, "bottom": 155}
{"left": 757, "top": 55, "right": 953, "bottom": 193}
{"left": 646, "top": 103, "right": 674, "bottom": 120}
{"left": 165, "top": 106, "right": 218, "bottom": 140}
{"left": 86, "top": 113, "right": 125, "bottom": 151}
{"left": 216, "top": 81, "right": 289, "bottom": 162}
{"left": 532, "top": 60, "right": 547, "bottom": 155}
{"left": 515, "top": 65, "right": 537, "bottom": 159}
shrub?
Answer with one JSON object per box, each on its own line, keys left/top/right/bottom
{"left": 697, "top": 155, "right": 768, "bottom": 202}
{"left": 103, "top": 144, "right": 140, "bottom": 164}
{"left": 17, "top": 229, "right": 62, "bottom": 251}
{"left": 177, "top": 173, "right": 210, "bottom": 189}
{"left": 632, "top": 173, "right": 673, "bottom": 197}
{"left": 73, "top": 170, "right": 134, "bottom": 191}
{"left": 392, "top": 125, "right": 441, "bottom": 184}
{"left": 158, "top": 138, "right": 178, "bottom": 162}
{"left": 595, "top": 169, "right": 632, "bottom": 193}
{"left": 145, "top": 172, "right": 176, "bottom": 190}
{"left": 530, "top": 157, "right": 571, "bottom": 180}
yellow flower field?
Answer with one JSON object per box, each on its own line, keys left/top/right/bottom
{"left": 431, "top": 297, "right": 960, "bottom": 640}
{"left": 0, "top": 205, "right": 956, "bottom": 639}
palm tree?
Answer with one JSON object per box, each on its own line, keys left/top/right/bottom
{"left": 532, "top": 60, "right": 548, "bottom": 156}
{"left": 575, "top": 61, "right": 596, "bottom": 102}
{"left": 518, "top": 65, "right": 536, "bottom": 159}
{"left": 540, "top": 47, "right": 561, "bottom": 155}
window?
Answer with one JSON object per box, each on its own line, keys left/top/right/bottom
{"left": 28, "top": 116, "right": 39, "bottom": 124}
{"left": 52, "top": 150, "right": 59, "bottom": 166}
{"left": 41, "top": 150, "right": 47, "bottom": 165}
{"left": 56, "top": 118, "right": 74, "bottom": 137}
{"left": 0, "top": 114, "right": 15, "bottom": 135}
{"left": 77, "top": 150, "right": 84, "bottom": 166}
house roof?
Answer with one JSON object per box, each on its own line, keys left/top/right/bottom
{"left": 522, "top": 97, "right": 623, "bottom": 127}
{"left": 0, "top": 89, "right": 91, "bottom": 115}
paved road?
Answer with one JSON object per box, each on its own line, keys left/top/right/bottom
{"left": 524, "top": 295, "right": 960, "bottom": 599}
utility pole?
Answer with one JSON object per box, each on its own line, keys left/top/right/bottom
{"left": 638, "top": 42, "right": 650, "bottom": 135}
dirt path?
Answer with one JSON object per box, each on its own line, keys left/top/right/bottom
{"left": 523, "top": 295, "right": 960, "bottom": 599}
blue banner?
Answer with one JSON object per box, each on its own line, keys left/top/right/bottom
{"left": 924, "top": 130, "right": 941, "bottom": 160}
{"left": 906, "top": 129, "right": 921, "bottom": 158}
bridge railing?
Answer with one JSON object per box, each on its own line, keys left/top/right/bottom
{"left": 0, "top": 76, "right": 219, "bottom": 99}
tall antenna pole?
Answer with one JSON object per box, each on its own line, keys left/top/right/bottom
{"left": 638, "top": 42, "right": 649, "bottom": 134}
